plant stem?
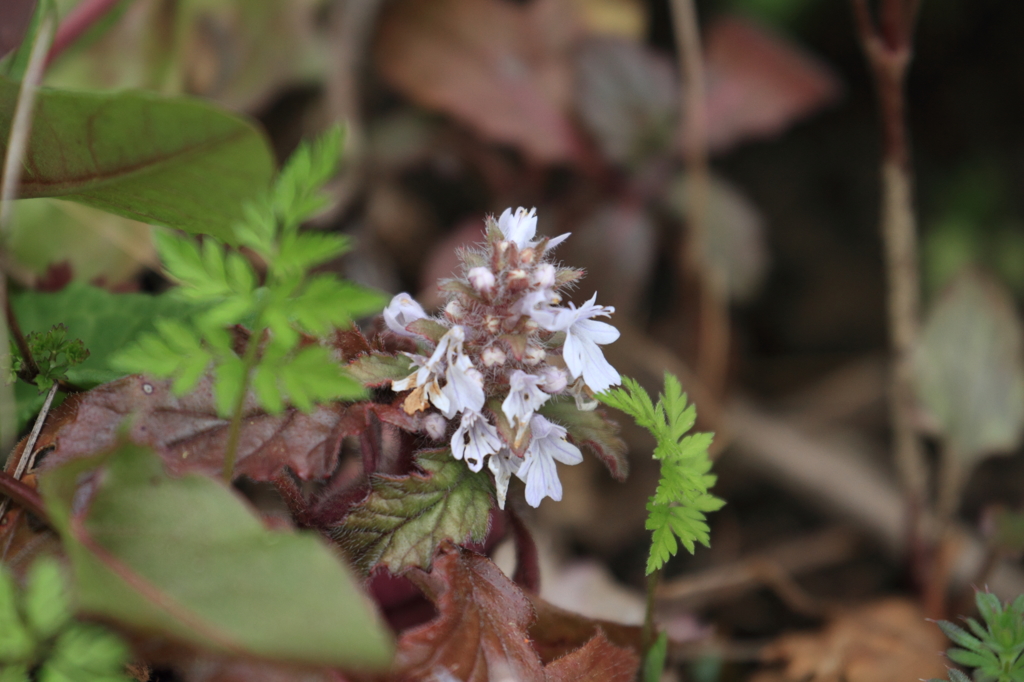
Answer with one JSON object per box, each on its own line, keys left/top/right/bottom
{"left": 850, "top": 0, "right": 928, "bottom": 556}
{"left": 0, "top": 10, "right": 54, "bottom": 455}
{"left": 0, "top": 471, "right": 49, "bottom": 526}
{"left": 669, "top": 0, "right": 729, "bottom": 399}
{"left": 46, "top": 0, "right": 124, "bottom": 67}
{"left": 220, "top": 330, "right": 262, "bottom": 481}
{"left": 5, "top": 291, "right": 39, "bottom": 381}
{"left": 642, "top": 567, "right": 663, "bottom": 656}
{"left": 0, "top": 381, "right": 58, "bottom": 521}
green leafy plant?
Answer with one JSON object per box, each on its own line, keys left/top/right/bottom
{"left": 112, "top": 126, "right": 386, "bottom": 477}
{"left": 934, "top": 590, "right": 1024, "bottom": 682}
{"left": 599, "top": 374, "right": 723, "bottom": 575}
{"left": 9, "top": 324, "right": 88, "bottom": 393}
{"left": 0, "top": 557, "right": 132, "bottom": 682}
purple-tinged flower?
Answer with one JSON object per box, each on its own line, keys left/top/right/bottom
{"left": 481, "top": 345, "right": 507, "bottom": 367}
{"left": 502, "top": 369, "right": 550, "bottom": 428}
{"left": 516, "top": 415, "right": 583, "bottom": 507}
{"left": 537, "top": 293, "right": 621, "bottom": 393}
{"left": 383, "top": 293, "right": 427, "bottom": 337}
{"left": 537, "top": 366, "right": 568, "bottom": 394}
{"left": 451, "top": 410, "right": 502, "bottom": 472}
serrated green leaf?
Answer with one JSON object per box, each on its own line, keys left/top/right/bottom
{"left": 289, "top": 277, "right": 386, "bottom": 335}
{"left": 23, "top": 558, "right": 71, "bottom": 642}
{"left": 334, "top": 448, "right": 494, "bottom": 573}
{"left": 0, "top": 76, "right": 274, "bottom": 240}
{"left": 38, "top": 442, "right": 393, "bottom": 668}
{"left": 273, "top": 232, "right": 351, "bottom": 282}
{"left": 40, "top": 623, "right": 131, "bottom": 682}
{"left": 939, "top": 620, "right": 985, "bottom": 653}
{"left": 273, "top": 125, "right": 345, "bottom": 230}
{"left": 947, "top": 648, "right": 997, "bottom": 669}
{"left": 346, "top": 353, "right": 414, "bottom": 387}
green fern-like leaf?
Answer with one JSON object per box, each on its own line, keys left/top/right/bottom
{"left": 114, "top": 126, "right": 382, "bottom": 417}
{"left": 599, "top": 374, "right": 723, "bottom": 575}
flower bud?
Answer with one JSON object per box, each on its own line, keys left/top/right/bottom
{"left": 523, "top": 318, "right": 539, "bottom": 333}
{"left": 468, "top": 266, "right": 496, "bottom": 293}
{"left": 423, "top": 413, "right": 448, "bottom": 440}
{"left": 538, "top": 366, "right": 568, "bottom": 394}
{"left": 482, "top": 345, "right": 507, "bottom": 367}
{"left": 507, "top": 269, "right": 529, "bottom": 290}
{"left": 444, "top": 299, "right": 464, "bottom": 321}
{"left": 531, "top": 263, "right": 556, "bottom": 289}
{"left": 519, "top": 247, "right": 536, "bottom": 265}
{"left": 484, "top": 315, "right": 501, "bottom": 334}
{"left": 524, "top": 344, "right": 546, "bottom": 366}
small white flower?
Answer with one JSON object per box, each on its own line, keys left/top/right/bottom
{"left": 537, "top": 366, "right": 568, "bottom": 394}
{"left": 441, "top": 352, "right": 485, "bottom": 418}
{"left": 537, "top": 293, "right": 621, "bottom": 393}
{"left": 497, "top": 207, "right": 538, "bottom": 249}
{"left": 497, "top": 207, "right": 570, "bottom": 252}
{"left": 451, "top": 410, "right": 502, "bottom": 472}
{"left": 488, "top": 448, "right": 521, "bottom": 510}
{"left": 383, "top": 293, "right": 427, "bottom": 337}
{"left": 392, "top": 352, "right": 451, "bottom": 415}
{"left": 468, "top": 266, "right": 496, "bottom": 293}
{"left": 516, "top": 415, "right": 583, "bottom": 507}
{"left": 502, "top": 369, "right": 550, "bottom": 427}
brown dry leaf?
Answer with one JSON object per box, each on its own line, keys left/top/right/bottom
{"left": 28, "top": 375, "right": 363, "bottom": 481}
{"left": 702, "top": 16, "right": 841, "bottom": 153}
{"left": 374, "top": 0, "right": 584, "bottom": 164}
{"left": 396, "top": 544, "right": 639, "bottom": 681}
{"left": 752, "top": 598, "right": 948, "bottom": 682}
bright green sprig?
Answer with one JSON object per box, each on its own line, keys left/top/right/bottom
{"left": 0, "top": 557, "right": 132, "bottom": 681}
{"left": 599, "top": 374, "right": 723, "bottom": 575}
{"left": 113, "top": 126, "right": 386, "bottom": 417}
{"left": 932, "top": 591, "right": 1024, "bottom": 682}
{"left": 9, "top": 324, "right": 89, "bottom": 392}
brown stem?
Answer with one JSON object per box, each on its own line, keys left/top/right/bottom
{"left": 0, "top": 471, "right": 49, "bottom": 525}
{"left": 5, "top": 291, "right": 39, "bottom": 380}
{"left": 850, "top": 0, "right": 928, "bottom": 551}
{"left": 669, "top": 0, "right": 729, "bottom": 398}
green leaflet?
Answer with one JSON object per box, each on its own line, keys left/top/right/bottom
{"left": 0, "top": 76, "right": 274, "bottom": 241}
{"left": 347, "top": 352, "right": 414, "bottom": 387}
{"left": 599, "top": 374, "right": 723, "bottom": 575}
{"left": 39, "top": 442, "right": 393, "bottom": 668}
{"left": 334, "top": 448, "right": 495, "bottom": 573}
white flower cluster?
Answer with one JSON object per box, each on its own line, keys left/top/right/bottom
{"left": 383, "top": 207, "right": 622, "bottom": 508}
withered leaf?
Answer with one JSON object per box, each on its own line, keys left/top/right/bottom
{"left": 540, "top": 400, "right": 628, "bottom": 481}
{"left": 32, "top": 375, "right": 364, "bottom": 481}
{"left": 333, "top": 448, "right": 494, "bottom": 574}
{"left": 374, "top": 0, "right": 582, "bottom": 164}
{"left": 396, "top": 545, "right": 639, "bottom": 682}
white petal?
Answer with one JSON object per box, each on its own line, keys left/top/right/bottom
{"left": 516, "top": 450, "right": 562, "bottom": 507}
{"left": 497, "top": 207, "right": 537, "bottom": 248}
{"left": 383, "top": 293, "right": 427, "bottom": 337}
{"left": 576, "top": 335, "right": 621, "bottom": 393}
{"left": 489, "top": 450, "right": 519, "bottom": 510}
{"left": 542, "top": 232, "right": 571, "bottom": 251}
{"left": 442, "top": 354, "right": 485, "bottom": 416}
{"left": 574, "top": 317, "right": 620, "bottom": 345}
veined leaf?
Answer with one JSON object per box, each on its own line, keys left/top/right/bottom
{"left": 0, "top": 76, "right": 274, "bottom": 241}
{"left": 333, "top": 448, "right": 494, "bottom": 573}
{"left": 38, "top": 442, "right": 393, "bottom": 667}
{"left": 347, "top": 352, "right": 414, "bottom": 388}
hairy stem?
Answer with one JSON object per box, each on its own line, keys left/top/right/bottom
{"left": 0, "top": 471, "right": 49, "bottom": 526}
{"left": 220, "top": 330, "right": 262, "bottom": 481}
{"left": 850, "top": 0, "right": 928, "bottom": 558}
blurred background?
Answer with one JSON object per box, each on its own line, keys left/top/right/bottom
{"left": 10, "top": 0, "right": 1024, "bottom": 679}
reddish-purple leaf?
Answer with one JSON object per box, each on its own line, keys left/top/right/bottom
{"left": 0, "top": 0, "right": 36, "bottom": 59}
{"left": 540, "top": 401, "right": 628, "bottom": 481}
{"left": 701, "top": 16, "right": 841, "bottom": 153}
{"left": 374, "top": 0, "right": 584, "bottom": 164}
{"left": 32, "top": 375, "right": 364, "bottom": 481}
